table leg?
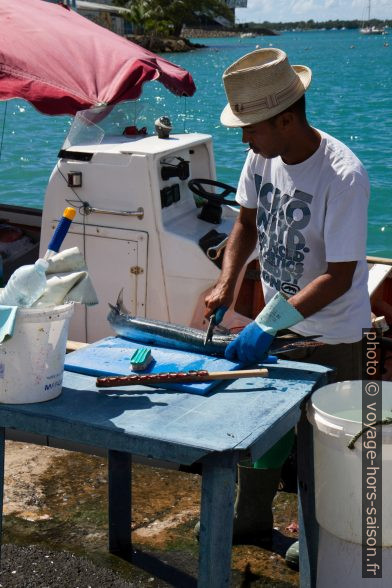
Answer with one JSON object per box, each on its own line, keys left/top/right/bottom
{"left": 0, "top": 428, "right": 4, "bottom": 562}
{"left": 297, "top": 405, "right": 318, "bottom": 588}
{"left": 198, "top": 452, "right": 237, "bottom": 588}
{"left": 108, "top": 450, "right": 132, "bottom": 556}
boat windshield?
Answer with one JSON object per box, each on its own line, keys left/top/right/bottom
{"left": 62, "top": 98, "right": 189, "bottom": 150}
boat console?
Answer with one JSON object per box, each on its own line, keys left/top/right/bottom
{"left": 40, "top": 125, "right": 257, "bottom": 342}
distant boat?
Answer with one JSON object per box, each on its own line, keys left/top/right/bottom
{"left": 361, "top": 24, "right": 385, "bottom": 35}
{"left": 240, "top": 32, "right": 257, "bottom": 38}
{"left": 360, "top": 0, "right": 386, "bottom": 34}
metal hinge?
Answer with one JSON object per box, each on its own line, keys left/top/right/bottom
{"left": 130, "top": 266, "right": 144, "bottom": 275}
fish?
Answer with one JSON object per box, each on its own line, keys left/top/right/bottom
{"left": 107, "top": 290, "right": 324, "bottom": 357}
{"left": 108, "top": 290, "right": 234, "bottom": 356}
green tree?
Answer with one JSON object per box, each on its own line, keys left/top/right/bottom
{"left": 114, "top": 0, "right": 233, "bottom": 37}
{"left": 154, "top": 0, "right": 233, "bottom": 36}
{"left": 117, "top": 0, "right": 154, "bottom": 34}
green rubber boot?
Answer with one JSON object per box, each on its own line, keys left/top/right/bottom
{"left": 232, "top": 465, "right": 282, "bottom": 547}
{"left": 285, "top": 540, "right": 299, "bottom": 570}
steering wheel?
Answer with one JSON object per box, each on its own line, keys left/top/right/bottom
{"left": 188, "top": 178, "right": 237, "bottom": 205}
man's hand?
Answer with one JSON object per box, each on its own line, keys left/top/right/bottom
{"left": 225, "top": 321, "right": 274, "bottom": 363}
{"left": 204, "top": 283, "right": 234, "bottom": 319}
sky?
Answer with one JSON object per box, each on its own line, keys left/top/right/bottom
{"left": 235, "top": 0, "right": 392, "bottom": 24}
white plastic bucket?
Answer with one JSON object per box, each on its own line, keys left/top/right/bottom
{"left": 317, "top": 527, "right": 392, "bottom": 588}
{"left": 308, "top": 380, "right": 392, "bottom": 545}
{"left": 0, "top": 303, "right": 74, "bottom": 404}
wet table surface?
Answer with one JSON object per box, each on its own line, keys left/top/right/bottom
{"left": 0, "top": 359, "right": 330, "bottom": 587}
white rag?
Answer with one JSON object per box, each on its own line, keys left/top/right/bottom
{"left": 33, "top": 247, "right": 98, "bottom": 307}
{"left": 0, "top": 247, "right": 97, "bottom": 341}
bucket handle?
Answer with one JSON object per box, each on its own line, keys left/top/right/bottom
{"left": 308, "top": 408, "right": 344, "bottom": 438}
{"left": 347, "top": 417, "right": 392, "bottom": 450}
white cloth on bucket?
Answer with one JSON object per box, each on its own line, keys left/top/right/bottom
{"left": 0, "top": 304, "right": 18, "bottom": 343}
{"left": 33, "top": 247, "right": 98, "bottom": 307}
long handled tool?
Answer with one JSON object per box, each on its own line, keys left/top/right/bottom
{"left": 44, "top": 207, "right": 76, "bottom": 259}
{"left": 96, "top": 368, "right": 269, "bottom": 388}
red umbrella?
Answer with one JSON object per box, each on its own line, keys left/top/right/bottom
{"left": 0, "top": 0, "right": 196, "bottom": 116}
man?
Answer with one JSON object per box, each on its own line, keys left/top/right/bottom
{"left": 205, "top": 48, "right": 371, "bottom": 565}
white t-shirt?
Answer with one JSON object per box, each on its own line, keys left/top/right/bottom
{"left": 236, "top": 129, "right": 371, "bottom": 344}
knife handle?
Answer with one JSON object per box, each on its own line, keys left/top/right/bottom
{"left": 214, "top": 305, "right": 228, "bottom": 325}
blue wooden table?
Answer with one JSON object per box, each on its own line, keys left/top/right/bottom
{"left": 0, "top": 360, "right": 330, "bottom": 587}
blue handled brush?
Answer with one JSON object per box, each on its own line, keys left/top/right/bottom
{"left": 44, "top": 207, "right": 76, "bottom": 260}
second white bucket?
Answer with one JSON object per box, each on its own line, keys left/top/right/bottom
{"left": 0, "top": 302, "right": 74, "bottom": 404}
{"left": 308, "top": 380, "right": 392, "bottom": 544}
{"left": 308, "top": 380, "right": 392, "bottom": 588}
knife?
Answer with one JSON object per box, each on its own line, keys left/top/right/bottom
{"left": 203, "top": 305, "right": 228, "bottom": 345}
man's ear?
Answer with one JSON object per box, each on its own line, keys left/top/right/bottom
{"left": 277, "top": 111, "right": 295, "bottom": 130}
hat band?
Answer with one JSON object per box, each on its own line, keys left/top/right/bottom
{"left": 232, "top": 75, "right": 303, "bottom": 114}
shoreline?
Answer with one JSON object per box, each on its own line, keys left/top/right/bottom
{"left": 126, "top": 35, "right": 206, "bottom": 53}
{"left": 181, "top": 27, "right": 278, "bottom": 38}
{"left": 127, "top": 26, "right": 278, "bottom": 52}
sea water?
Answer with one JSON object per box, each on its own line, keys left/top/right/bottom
{"left": 0, "top": 30, "right": 390, "bottom": 257}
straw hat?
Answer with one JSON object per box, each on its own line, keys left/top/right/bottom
{"left": 220, "top": 48, "right": 312, "bottom": 127}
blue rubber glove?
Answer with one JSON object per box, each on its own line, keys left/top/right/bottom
{"left": 225, "top": 321, "right": 274, "bottom": 363}
{"left": 225, "top": 292, "right": 304, "bottom": 364}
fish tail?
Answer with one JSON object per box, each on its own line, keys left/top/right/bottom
{"left": 109, "top": 288, "right": 130, "bottom": 316}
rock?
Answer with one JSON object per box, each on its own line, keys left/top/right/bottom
{"left": 126, "top": 35, "right": 206, "bottom": 53}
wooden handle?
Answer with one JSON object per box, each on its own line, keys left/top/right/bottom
{"left": 96, "top": 368, "right": 269, "bottom": 388}
{"left": 204, "top": 369, "right": 269, "bottom": 380}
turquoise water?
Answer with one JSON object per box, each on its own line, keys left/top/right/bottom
{"left": 0, "top": 30, "right": 391, "bottom": 256}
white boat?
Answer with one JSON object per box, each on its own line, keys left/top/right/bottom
{"left": 240, "top": 32, "right": 256, "bottom": 38}
{"left": 360, "top": 25, "right": 385, "bottom": 35}
{"left": 360, "top": 0, "right": 386, "bottom": 34}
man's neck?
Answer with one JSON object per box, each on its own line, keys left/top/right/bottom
{"left": 281, "top": 126, "right": 321, "bottom": 165}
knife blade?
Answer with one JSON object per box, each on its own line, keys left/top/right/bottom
{"left": 203, "top": 305, "right": 228, "bottom": 345}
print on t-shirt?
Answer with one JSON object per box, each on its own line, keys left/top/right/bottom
{"left": 255, "top": 173, "right": 313, "bottom": 296}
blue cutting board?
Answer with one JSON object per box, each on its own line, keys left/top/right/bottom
{"left": 64, "top": 336, "right": 242, "bottom": 395}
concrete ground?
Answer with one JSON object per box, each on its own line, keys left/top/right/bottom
{"left": 0, "top": 441, "right": 300, "bottom": 587}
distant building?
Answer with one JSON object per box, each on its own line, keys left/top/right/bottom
{"left": 225, "top": 0, "right": 248, "bottom": 7}
{"left": 43, "top": 0, "right": 76, "bottom": 6}
{"left": 76, "top": 1, "right": 132, "bottom": 35}
{"left": 224, "top": 0, "right": 248, "bottom": 25}
{"left": 43, "top": 0, "right": 132, "bottom": 36}
{"left": 195, "top": 0, "right": 247, "bottom": 29}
